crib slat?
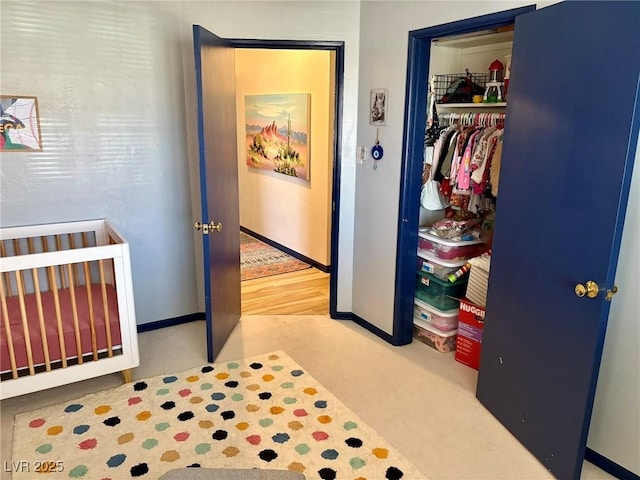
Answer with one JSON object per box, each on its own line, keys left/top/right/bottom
{"left": 67, "top": 263, "right": 83, "bottom": 364}
{"left": 98, "top": 260, "right": 113, "bottom": 357}
{"left": 15, "top": 270, "right": 36, "bottom": 376}
{"left": 47, "top": 266, "right": 68, "bottom": 368}
{"left": 32, "top": 268, "right": 52, "bottom": 371}
{"left": 83, "top": 261, "right": 99, "bottom": 361}
{"left": 0, "top": 276, "right": 19, "bottom": 379}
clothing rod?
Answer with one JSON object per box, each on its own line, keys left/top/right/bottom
{"left": 441, "top": 112, "right": 505, "bottom": 126}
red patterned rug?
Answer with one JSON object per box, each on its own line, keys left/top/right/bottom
{"left": 240, "top": 233, "right": 311, "bottom": 281}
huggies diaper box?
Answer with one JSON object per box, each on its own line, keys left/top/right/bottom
{"left": 455, "top": 298, "right": 485, "bottom": 370}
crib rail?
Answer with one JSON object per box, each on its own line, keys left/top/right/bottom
{"left": 1, "top": 223, "right": 124, "bottom": 381}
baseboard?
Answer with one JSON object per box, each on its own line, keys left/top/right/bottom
{"left": 137, "top": 313, "right": 204, "bottom": 333}
{"left": 331, "top": 311, "right": 353, "bottom": 320}
{"left": 585, "top": 448, "right": 640, "bottom": 480}
{"left": 351, "top": 313, "right": 405, "bottom": 345}
{"left": 240, "top": 226, "right": 330, "bottom": 273}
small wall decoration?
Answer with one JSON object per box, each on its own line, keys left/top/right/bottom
{"left": 245, "top": 93, "right": 311, "bottom": 180}
{"left": 370, "top": 88, "right": 388, "bottom": 126}
{"left": 1, "top": 95, "right": 42, "bottom": 151}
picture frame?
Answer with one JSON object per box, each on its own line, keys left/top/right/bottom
{"left": 369, "top": 88, "right": 388, "bottom": 126}
{"left": 0, "top": 95, "right": 43, "bottom": 151}
{"left": 244, "top": 93, "right": 311, "bottom": 180}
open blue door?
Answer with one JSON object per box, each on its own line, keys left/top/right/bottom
{"left": 476, "top": 3, "right": 640, "bottom": 479}
{"left": 193, "top": 25, "right": 241, "bottom": 363}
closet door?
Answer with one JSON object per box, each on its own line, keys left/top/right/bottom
{"left": 476, "top": 2, "right": 640, "bottom": 480}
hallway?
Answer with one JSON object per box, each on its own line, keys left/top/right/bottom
{"left": 241, "top": 268, "right": 329, "bottom": 315}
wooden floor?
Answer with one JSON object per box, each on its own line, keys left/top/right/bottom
{"left": 241, "top": 267, "right": 329, "bottom": 315}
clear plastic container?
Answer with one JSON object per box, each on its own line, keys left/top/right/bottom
{"left": 418, "top": 230, "right": 488, "bottom": 260}
{"left": 414, "top": 298, "right": 459, "bottom": 331}
{"left": 416, "top": 250, "right": 468, "bottom": 280}
{"left": 413, "top": 319, "right": 457, "bottom": 353}
{"left": 415, "top": 270, "right": 467, "bottom": 311}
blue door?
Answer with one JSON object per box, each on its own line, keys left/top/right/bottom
{"left": 476, "top": 3, "right": 640, "bottom": 479}
{"left": 193, "top": 26, "right": 241, "bottom": 362}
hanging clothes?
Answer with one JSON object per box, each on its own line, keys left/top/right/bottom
{"left": 490, "top": 135, "right": 504, "bottom": 196}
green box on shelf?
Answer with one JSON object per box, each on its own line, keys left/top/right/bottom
{"left": 415, "top": 270, "right": 467, "bottom": 311}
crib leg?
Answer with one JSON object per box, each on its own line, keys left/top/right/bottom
{"left": 121, "top": 369, "right": 133, "bottom": 384}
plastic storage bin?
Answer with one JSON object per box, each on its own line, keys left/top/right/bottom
{"left": 416, "top": 250, "right": 468, "bottom": 280}
{"left": 415, "top": 270, "right": 467, "bottom": 311}
{"left": 413, "top": 319, "right": 457, "bottom": 353}
{"left": 414, "top": 298, "right": 459, "bottom": 331}
{"left": 418, "top": 230, "right": 488, "bottom": 260}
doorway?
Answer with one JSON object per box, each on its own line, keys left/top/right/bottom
{"left": 231, "top": 40, "right": 344, "bottom": 317}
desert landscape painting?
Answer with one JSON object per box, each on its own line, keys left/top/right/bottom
{"left": 244, "top": 93, "right": 310, "bottom": 180}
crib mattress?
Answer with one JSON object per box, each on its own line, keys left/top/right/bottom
{"left": 1, "top": 284, "right": 122, "bottom": 372}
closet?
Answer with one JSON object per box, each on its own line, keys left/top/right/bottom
{"left": 396, "top": 3, "right": 640, "bottom": 479}
{"left": 412, "top": 27, "right": 512, "bottom": 360}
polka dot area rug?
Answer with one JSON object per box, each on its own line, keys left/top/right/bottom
{"left": 10, "top": 351, "right": 428, "bottom": 480}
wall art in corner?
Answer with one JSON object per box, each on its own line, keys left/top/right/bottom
{"left": 245, "top": 93, "right": 310, "bottom": 180}
{"left": 1, "top": 95, "right": 42, "bottom": 151}
{"left": 370, "top": 88, "right": 388, "bottom": 126}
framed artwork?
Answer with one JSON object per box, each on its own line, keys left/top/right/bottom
{"left": 1, "top": 95, "right": 42, "bottom": 151}
{"left": 244, "top": 93, "right": 311, "bottom": 180}
{"left": 370, "top": 88, "right": 388, "bottom": 126}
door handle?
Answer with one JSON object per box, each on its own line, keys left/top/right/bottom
{"left": 194, "top": 221, "right": 223, "bottom": 235}
{"left": 575, "top": 281, "right": 619, "bottom": 301}
{"left": 575, "top": 280, "right": 599, "bottom": 298}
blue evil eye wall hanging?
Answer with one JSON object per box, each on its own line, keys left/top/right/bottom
{"left": 372, "top": 128, "right": 384, "bottom": 169}
{"left": 372, "top": 143, "right": 384, "bottom": 160}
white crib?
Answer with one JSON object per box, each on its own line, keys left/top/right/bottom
{"left": 0, "top": 219, "right": 139, "bottom": 399}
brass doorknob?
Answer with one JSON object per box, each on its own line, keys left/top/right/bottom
{"left": 209, "top": 221, "right": 222, "bottom": 233}
{"left": 575, "top": 280, "right": 599, "bottom": 299}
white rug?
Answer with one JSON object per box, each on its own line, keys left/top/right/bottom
{"left": 11, "top": 351, "right": 428, "bottom": 480}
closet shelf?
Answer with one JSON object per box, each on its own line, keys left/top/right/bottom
{"left": 436, "top": 102, "right": 507, "bottom": 108}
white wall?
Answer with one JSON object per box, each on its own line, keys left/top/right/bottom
{"left": 588, "top": 142, "right": 640, "bottom": 474}
{"left": 0, "top": 1, "right": 196, "bottom": 325}
{"left": 0, "top": 0, "right": 360, "bottom": 323}
{"left": 235, "top": 49, "right": 333, "bottom": 266}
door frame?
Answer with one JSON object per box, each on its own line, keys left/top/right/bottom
{"left": 230, "top": 38, "right": 344, "bottom": 318}
{"left": 392, "top": 6, "right": 535, "bottom": 344}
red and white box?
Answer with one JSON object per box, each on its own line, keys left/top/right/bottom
{"left": 455, "top": 298, "right": 485, "bottom": 370}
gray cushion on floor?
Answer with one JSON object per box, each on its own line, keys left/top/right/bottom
{"left": 159, "top": 468, "right": 306, "bottom": 480}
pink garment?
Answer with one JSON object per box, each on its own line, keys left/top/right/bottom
{"left": 456, "top": 130, "right": 482, "bottom": 191}
{"left": 472, "top": 129, "right": 503, "bottom": 194}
